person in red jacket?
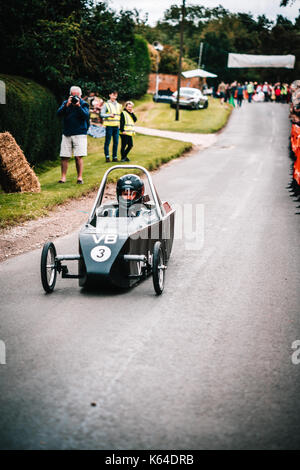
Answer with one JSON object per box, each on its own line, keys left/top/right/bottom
{"left": 275, "top": 84, "right": 281, "bottom": 103}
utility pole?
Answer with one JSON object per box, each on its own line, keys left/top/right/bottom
{"left": 175, "top": 0, "right": 185, "bottom": 121}
{"left": 153, "top": 41, "right": 164, "bottom": 97}
{"left": 198, "top": 42, "right": 203, "bottom": 69}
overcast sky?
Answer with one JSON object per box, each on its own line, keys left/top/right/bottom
{"left": 107, "top": 0, "right": 300, "bottom": 25}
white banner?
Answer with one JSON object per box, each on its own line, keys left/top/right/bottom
{"left": 228, "top": 53, "right": 295, "bottom": 69}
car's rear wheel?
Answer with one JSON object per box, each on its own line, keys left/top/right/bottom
{"left": 152, "top": 241, "right": 166, "bottom": 295}
{"left": 204, "top": 101, "right": 209, "bottom": 109}
{"left": 41, "top": 242, "right": 57, "bottom": 293}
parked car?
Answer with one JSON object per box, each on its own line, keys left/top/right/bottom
{"left": 170, "top": 87, "right": 208, "bottom": 110}
{"left": 153, "top": 89, "right": 173, "bottom": 104}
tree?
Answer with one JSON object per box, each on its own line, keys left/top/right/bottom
{"left": 135, "top": 3, "right": 300, "bottom": 84}
{"left": 0, "top": 1, "right": 151, "bottom": 99}
{"left": 280, "top": 0, "right": 296, "bottom": 5}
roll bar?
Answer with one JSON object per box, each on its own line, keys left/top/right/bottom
{"left": 88, "top": 165, "right": 163, "bottom": 223}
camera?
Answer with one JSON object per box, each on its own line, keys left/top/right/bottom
{"left": 71, "top": 95, "right": 80, "bottom": 105}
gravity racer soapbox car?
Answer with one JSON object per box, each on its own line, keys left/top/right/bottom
{"left": 40, "top": 165, "right": 175, "bottom": 295}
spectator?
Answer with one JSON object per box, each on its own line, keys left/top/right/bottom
{"left": 247, "top": 81, "right": 254, "bottom": 103}
{"left": 236, "top": 82, "right": 244, "bottom": 107}
{"left": 270, "top": 84, "right": 276, "bottom": 102}
{"left": 275, "top": 84, "right": 281, "bottom": 103}
{"left": 101, "top": 90, "right": 122, "bottom": 162}
{"left": 281, "top": 83, "right": 288, "bottom": 103}
{"left": 263, "top": 82, "right": 270, "bottom": 102}
{"left": 225, "top": 83, "right": 231, "bottom": 103}
{"left": 217, "top": 81, "right": 226, "bottom": 105}
{"left": 243, "top": 82, "right": 248, "bottom": 101}
{"left": 256, "top": 83, "right": 262, "bottom": 94}
{"left": 57, "top": 85, "right": 89, "bottom": 184}
{"left": 90, "top": 95, "right": 104, "bottom": 125}
{"left": 120, "top": 101, "right": 137, "bottom": 162}
{"left": 230, "top": 80, "right": 237, "bottom": 99}
{"left": 289, "top": 81, "right": 300, "bottom": 124}
{"left": 287, "top": 83, "right": 292, "bottom": 104}
{"left": 253, "top": 85, "right": 264, "bottom": 102}
{"left": 84, "top": 91, "right": 96, "bottom": 106}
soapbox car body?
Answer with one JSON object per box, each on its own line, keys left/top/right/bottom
{"left": 41, "top": 165, "right": 175, "bottom": 295}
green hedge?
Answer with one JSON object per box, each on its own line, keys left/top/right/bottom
{"left": 0, "top": 74, "right": 61, "bottom": 165}
{"left": 129, "top": 35, "right": 151, "bottom": 97}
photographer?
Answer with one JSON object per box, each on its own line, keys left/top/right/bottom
{"left": 57, "top": 86, "right": 89, "bottom": 184}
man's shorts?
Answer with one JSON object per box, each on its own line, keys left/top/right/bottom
{"left": 60, "top": 134, "right": 87, "bottom": 158}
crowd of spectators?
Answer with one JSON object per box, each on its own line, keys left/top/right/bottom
{"left": 56, "top": 87, "right": 138, "bottom": 183}
{"left": 289, "top": 80, "right": 300, "bottom": 125}
{"left": 83, "top": 91, "right": 104, "bottom": 125}
{"left": 215, "top": 81, "right": 292, "bottom": 107}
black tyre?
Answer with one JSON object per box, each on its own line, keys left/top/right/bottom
{"left": 152, "top": 241, "right": 166, "bottom": 295}
{"left": 204, "top": 100, "right": 208, "bottom": 109}
{"left": 41, "top": 242, "right": 57, "bottom": 293}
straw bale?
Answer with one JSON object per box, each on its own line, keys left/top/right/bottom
{"left": 0, "top": 132, "right": 41, "bottom": 193}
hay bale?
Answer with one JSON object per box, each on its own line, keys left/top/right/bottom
{"left": 0, "top": 132, "right": 41, "bottom": 193}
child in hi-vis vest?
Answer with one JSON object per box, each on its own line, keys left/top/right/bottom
{"left": 119, "top": 101, "right": 137, "bottom": 162}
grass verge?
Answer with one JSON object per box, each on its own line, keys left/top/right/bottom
{"left": 0, "top": 134, "right": 191, "bottom": 228}
{"left": 135, "top": 96, "right": 232, "bottom": 133}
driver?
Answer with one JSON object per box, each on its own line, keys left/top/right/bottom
{"left": 116, "top": 174, "right": 148, "bottom": 217}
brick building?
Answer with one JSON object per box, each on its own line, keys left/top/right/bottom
{"left": 147, "top": 73, "right": 202, "bottom": 93}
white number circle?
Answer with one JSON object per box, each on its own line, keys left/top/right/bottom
{"left": 90, "top": 246, "right": 111, "bottom": 262}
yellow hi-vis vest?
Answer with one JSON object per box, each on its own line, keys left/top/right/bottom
{"left": 120, "top": 111, "right": 135, "bottom": 136}
{"left": 281, "top": 85, "right": 288, "bottom": 95}
{"left": 103, "top": 102, "right": 122, "bottom": 126}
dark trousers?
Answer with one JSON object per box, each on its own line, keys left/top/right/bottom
{"left": 104, "top": 126, "right": 119, "bottom": 159}
{"left": 120, "top": 134, "right": 133, "bottom": 159}
{"left": 237, "top": 95, "right": 243, "bottom": 107}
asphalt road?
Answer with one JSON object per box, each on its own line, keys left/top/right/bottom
{"left": 1, "top": 102, "right": 300, "bottom": 450}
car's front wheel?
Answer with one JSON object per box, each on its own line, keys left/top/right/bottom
{"left": 152, "top": 241, "right": 166, "bottom": 295}
{"left": 41, "top": 242, "right": 57, "bottom": 293}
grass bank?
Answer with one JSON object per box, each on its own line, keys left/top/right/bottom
{"left": 0, "top": 134, "right": 191, "bottom": 228}
{"left": 0, "top": 93, "right": 231, "bottom": 228}
{"left": 135, "top": 96, "right": 232, "bottom": 133}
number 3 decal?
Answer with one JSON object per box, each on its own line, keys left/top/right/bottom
{"left": 90, "top": 246, "right": 111, "bottom": 262}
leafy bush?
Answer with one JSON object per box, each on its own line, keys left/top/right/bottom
{"left": 136, "top": 4, "right": 300, "bottom": 83}
{"left": 0, "top": 75, "right": 61, "bottom": 164}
